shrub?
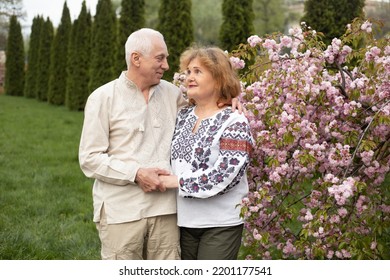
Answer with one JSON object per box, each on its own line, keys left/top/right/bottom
{"left": 230, "top": 18, "right": 389, "bottom": 259}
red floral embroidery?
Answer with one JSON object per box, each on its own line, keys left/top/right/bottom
{"left": 220, "top": 138, "right": 253, "bottom": 157}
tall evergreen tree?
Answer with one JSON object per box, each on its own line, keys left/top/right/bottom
{"left": 48, "top": 1, "right": 72, "bottom": 105}
{"left": 66, "top": 1, "right": 92, "bottom": 111}
{"left": 192, "top": 0, "right": 222, "bottom": 45}
{"left": 220, "top": 0, "right": 254, "bottom": 52}
{"left": 254, "top": 0, "right": 285, "bottom": 36}
{"left": 157, "top": 0, "right": 169, "bottom": 34}
{"left": 116, "top": 0, "right": 145, "bottom": 73}
{"left": 36, "top": 17, "right": 54, "bottom": 102}
{"left": 144, "top": 0, "right": 160, "bottom": 28}
{"left": 24, "top": 16, "right": 43, "bottom": 98}
{"left": 157, "top": 0, "right": 193, "bottom": 80}
{"left": 301, "top": 0, "right": 365, "bottom": 44}
{"left": 0, "top": 0, "right": 24, "bottom": 51}
{"left": 89, "top": 0, "right": 117, "bottom": 92}
{"left": 4, "top": 15, "right": 24, "bottom": 96}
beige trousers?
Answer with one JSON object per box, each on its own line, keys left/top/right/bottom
{"left": 96, "top": 206, "right": 180, "bottom": 260}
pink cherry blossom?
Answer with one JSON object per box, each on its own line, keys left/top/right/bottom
{"left": 361, "top": 21, "right": 372, "bottom": 33}
{"left": 191, "top": 18, "right": 390, "bottom": 259}
{"left": 247, "top": 35, "right": 262, "bottom": 47}
{"left": 230, "top": 56, "right": 245, "bottom": 69}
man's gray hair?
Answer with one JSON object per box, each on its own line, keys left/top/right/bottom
{"left": 125, "top": 28, "right": 165, "bottom": 68}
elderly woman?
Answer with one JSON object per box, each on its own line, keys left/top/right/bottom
{"left": 160, "top": 46, "right": 254, "bottom": 260}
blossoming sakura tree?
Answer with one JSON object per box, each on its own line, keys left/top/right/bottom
{"left": 229, "top": 18, "right": 389, "bottom": 259}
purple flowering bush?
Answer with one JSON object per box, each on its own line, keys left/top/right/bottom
{"left": 230, "top": 18, "right": 389, "bottom": 259}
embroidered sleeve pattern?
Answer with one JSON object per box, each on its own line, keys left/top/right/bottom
{"left": 178, "top": 115, "right": 254, "bottom": 199}
{"left": 220, "top": 137, "right": 253, "bottom": 157}
{"left": 217, "top": 120, "right": 253, "bottom": 194}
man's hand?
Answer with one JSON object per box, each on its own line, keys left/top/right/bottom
{"left": 135, "top": 168, "right": 170, "bottom": 193}
{"left": 218, "top": 97, "right": 246, "bottom": 114}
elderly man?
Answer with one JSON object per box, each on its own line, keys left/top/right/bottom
{"left": 79, "top": 28, "right": 185, "bottom": 260}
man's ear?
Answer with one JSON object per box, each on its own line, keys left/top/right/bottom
{"left": 131, "top": 52, "right": 141, "bottom": 67}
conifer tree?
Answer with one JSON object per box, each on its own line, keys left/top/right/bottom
{"left": 4, "top": 15, "right": 24, "bottom": 96}
{"left": 157, "top": 0, "right": 169, "bottom": 35}
{"left": 48, "top": 1, "right": 72, "bottom": 105}
{"left": 36, "top": 17, "right": 54, "bottom": 102}
{"left": 89, "top": 0, "right": 117, "bottom": 92}
{"left": 254, "top": 0, "right": 285, "bottom": 36}
{"left": 157, "top": 0, "right": 193, "bottom": 80}
{"left": 301, "top": 0, "right": 365, "bottom": 44}
{"left": 116, "top": 0, "right": 145, "bottom": 73}
{"left": 0, "top": 0, "right": 24, "bottom": 50}
{"left": 66, "top": 1, "right": 92, "bottom": 111}
{"left": 220, "top": 0, "right": 254, "bottom": 52}
{"left": 24, "top": 16, "right": 43, "bottom": 98}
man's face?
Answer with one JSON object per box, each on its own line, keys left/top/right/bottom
{"left": 139, "top": 38, "right": 169, "bottom": 87}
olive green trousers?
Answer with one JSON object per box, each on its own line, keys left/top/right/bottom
{"left": 180, "top": 224, "right": 244, "bottom": 260}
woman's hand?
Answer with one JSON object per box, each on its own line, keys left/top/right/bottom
{"left": 159, "top": 174, "right": 179, "bottom": 189}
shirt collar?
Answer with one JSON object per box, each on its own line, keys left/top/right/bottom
{"left": 120, "top": 71, "right": 158, "bottom": 97}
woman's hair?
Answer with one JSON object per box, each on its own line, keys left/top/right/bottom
{"left": 179, "top": 46, "right": 241, "bottom": 104}
{"left": 125, "top": 28, "right": 165, "bottom": 68}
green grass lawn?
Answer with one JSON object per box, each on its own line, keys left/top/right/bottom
{"left": 0, "top": 95, "right": 100, "bottom": 259}
{"left": 1, "top": 94, "right": 388, "bottom": 260}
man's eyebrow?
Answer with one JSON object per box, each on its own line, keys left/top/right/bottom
{"left": 155, "top": 54, "right": 167, "bottom": 58}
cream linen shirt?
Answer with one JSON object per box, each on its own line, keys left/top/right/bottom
{"left": 79, "top": 72, "right": 187, "bottom": 224}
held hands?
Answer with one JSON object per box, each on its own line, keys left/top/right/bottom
{"left": 135, "top": 168, "right": 170, "bottom": 193}
{"left": 159, "top": 174, "right": 179, "bottom": 189}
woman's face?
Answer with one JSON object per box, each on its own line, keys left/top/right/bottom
{"left": 185, "top": 57, "right": 219, "bottom": 104}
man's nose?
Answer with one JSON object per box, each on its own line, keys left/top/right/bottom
{"left": 162, "top": 58, "right": 169, "bottom": 71}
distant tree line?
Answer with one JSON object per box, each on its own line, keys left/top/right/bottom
{"left": 4, "top": 0, "right": 251, "bottom": 110}
{"left": 4, "top": 0, "right": 368, "bottom": 111}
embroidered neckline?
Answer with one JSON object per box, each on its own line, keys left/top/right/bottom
{"left": 192, "top": 106, "right": 231, "bottom": 121}
{"left": 121, "top": 72, "right": 158, "bottom": 102}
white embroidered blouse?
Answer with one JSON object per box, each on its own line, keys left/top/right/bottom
{"left": 171, "top": 106, "right": 254, "bottom": 228}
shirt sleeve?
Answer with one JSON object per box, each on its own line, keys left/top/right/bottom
{"left": 78, "top": 91, "right": 140, "bottom": 186}
{"left": 178, "top": 117, "right": 253, "bottom": 199}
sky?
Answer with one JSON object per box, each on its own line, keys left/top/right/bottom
{"left": 22, "top": 0, "right": 98, "bottom": 31}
